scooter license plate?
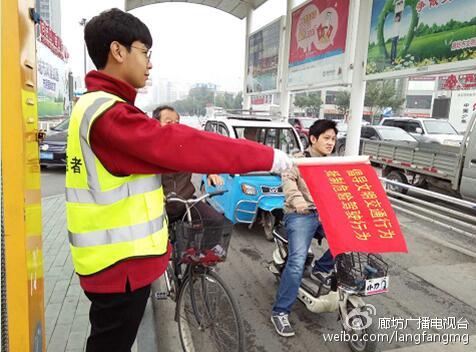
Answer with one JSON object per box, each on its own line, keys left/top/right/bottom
{"left": 364, "top": 276, "right": 389, "bottom": 296}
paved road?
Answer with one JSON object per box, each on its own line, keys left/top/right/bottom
{"left": 40, "top": 170, "right": 476, "bottom": 351}
{"left": 153, "top": 211, "right": 476, "bottom": 351}
{"left": 41, "top": 166, "right": 66, "bottom": 198}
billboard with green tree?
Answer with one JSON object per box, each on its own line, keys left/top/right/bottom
{"left": 366, "top": 0, "right": 476, "bottom": 79}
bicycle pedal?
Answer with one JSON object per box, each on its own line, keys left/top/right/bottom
{"left": 154, "top": 291, "right": 169, "bottom": 300}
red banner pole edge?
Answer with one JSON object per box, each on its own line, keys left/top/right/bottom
{"left": 293, "top": 155, "right": 370, "bottom": 166}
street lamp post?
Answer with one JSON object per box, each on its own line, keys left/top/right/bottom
{"left": 79, "top": 18, "right": 87, "bottom": 80}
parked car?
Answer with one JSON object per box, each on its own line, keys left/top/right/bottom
{"left": 288, "top": 117, "right": 317, "bottom": 147}
{"left": 335, "top": 121, "right": 348, "bottom": 138}
{"left": 179, "top": 115, "right": 202, "bottom": 129}
{"left": 202, "top": 114, "right": 303, "bottom": 240}
{"left": 380, "top": 117, "right": 463, "bottom": 146}
{"left": 39, "top": 118, "right": 69, "bottom": 167}
{"left": 336, "top": 125, "right": 418, "bottom": 156}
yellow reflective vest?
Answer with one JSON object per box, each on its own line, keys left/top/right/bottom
{"left": 65, "top": 91, "right": 168, "bottom": 276}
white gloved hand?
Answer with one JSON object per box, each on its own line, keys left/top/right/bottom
{"left": 270, "top": 149, "right": 293, "bottom": 173}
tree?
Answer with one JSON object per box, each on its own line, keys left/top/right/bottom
{"left": 234, "top": 92, "right": 243, "bottom": 110}
{"left": 214, "top": 92, "right": 242, "bottom": 110}
{"left": 365, "top": 80, "right": 405, "bottom": 124}
{"left": 293, "top": 91, "right": 322, "bottom": 117}
{"left": 332, "top": 81, "right": 405, "bottom": 123}
{"left": 188, "top": 86, "right": 214, "bottom": 116}
{"left": 335, "top": 91, "right": 351, "bottom": 116}
{"left": 170, "top": 88, "right": 243, "bottom": 116}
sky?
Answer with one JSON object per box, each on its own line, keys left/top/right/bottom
{"left": 60, "top": 0, "right": 292, "bottom": 93}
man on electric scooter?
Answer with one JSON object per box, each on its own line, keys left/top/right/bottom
{"left": 271, "top": 119, "right": 337, "bottom": 337}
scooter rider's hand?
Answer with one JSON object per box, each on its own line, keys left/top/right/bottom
{"left": 207, "top": 174, "right": 224, "bottom": 186}
{"left": 270, "top": 149, "right": 293, "bottom": 173}
{"left": 296, "top": 203, "right": 314, "bottom": 214}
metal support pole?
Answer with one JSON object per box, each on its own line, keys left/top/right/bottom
{"left": 345, "top": 0, "right": 371, "bottom": 155}
{"left": 83, "top": 42, "right": 87, "bottom": 77}
{"left": 279, "top": 0, "right": 293, "bottom": 119}
{"left": 319, "top": 89, "right": 326, "bottom": 119}
{"left": 79, "top": 18, "right": 87, "bottom": 82}
{"left": 242, "top": 7, "right": 252, "bottom": 110}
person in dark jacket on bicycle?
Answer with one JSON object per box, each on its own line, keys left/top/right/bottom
{"left": 153, "top": 105, "right": 224, "bottom": 224}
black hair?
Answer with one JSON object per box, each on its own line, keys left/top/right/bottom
{"left": 308, "top": 119, "right": 338, "bottom": 145}
{"left": 84, "top": 8, "right": 153, "bottom": 70}
{"left": 153, "top": 105, "right": 177, "bottom": 120}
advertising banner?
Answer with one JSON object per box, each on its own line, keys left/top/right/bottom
{"left": 298, "top": 161, "right": 407, "bottom": 255}
{"left": 38, "top": 19, "right": 68, "bottom": 60}
{"left": 438, "top": 72, "right": 476, "bottom": 90}
{"left": 287, "top": 0, "right": 350, "bottom": 89}
{"left": 36, "top": 41, "right": 69, "bottom": 118}
{"left": 246, "top": 18, "right": 282, "bottom": 94}
{"left": 366, "top": 0, "right": 476, "bottom": 79}
{"left": 251, "top": 94, "right": 274, "bottom": 105}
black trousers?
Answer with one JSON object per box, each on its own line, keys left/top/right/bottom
{"left": 85, "top": 283, "right": 151, "bottom": 352}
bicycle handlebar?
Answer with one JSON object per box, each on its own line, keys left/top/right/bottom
{"left": 166, "top": 189, "right": 228, "bottom": 223}
{"left": 166, "top": 189, "right": 228, "bottom": 205}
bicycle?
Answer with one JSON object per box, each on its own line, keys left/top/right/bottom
{"left": 155, "top": 190, "right": 245, "bottom": 352}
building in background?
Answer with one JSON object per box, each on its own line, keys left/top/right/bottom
{"left": 36, "top": 15, "right": 70, "bottom": 127}
{"left": 36, "top": 0, "right": 61, "bottom": 37}
{"left": 434, "top": 72, "right": 476, "bottom": 133}
{"left": 153, "top": 80, "right": 190, "bottom": 105}
{"left": 401, "top": 72, "right": 476, "bottom": 132}
{"left": 404, "top": 77, "right": 435, "bottom": 118}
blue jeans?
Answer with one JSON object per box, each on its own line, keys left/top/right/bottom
{"left": 272, "top": 212, "right": 334, "bottom": 314}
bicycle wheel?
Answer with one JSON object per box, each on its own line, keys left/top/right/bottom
{"left": 177, "top": 270, "right": 244, "bottom": 352}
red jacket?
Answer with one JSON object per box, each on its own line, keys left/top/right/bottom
{"left": 78, "top": 70, "right": 274, "bottom": 293}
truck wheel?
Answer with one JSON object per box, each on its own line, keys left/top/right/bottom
{"left": 386, "top": 170, "right": 408, "bottom": 195}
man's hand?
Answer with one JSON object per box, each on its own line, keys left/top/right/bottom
{"left": 295, "top": 203, "right": 310, "bottom": 214}
{"left": 207, "top": 174, "right": 224, "bottom": 186}
{"left": 271, "top": 149, "right": 293, "bottom": 173}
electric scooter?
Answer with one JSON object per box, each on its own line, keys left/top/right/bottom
{"left": 269, "top": 211, "right": 389, "bottom": 352}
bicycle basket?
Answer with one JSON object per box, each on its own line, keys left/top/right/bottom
{"left": 173, "top": 218, "right": 233, "bottom": 265}
{"left": 335, "top": 253, "right": 388, "bottom": 293}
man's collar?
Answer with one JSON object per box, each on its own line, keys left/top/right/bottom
{"left": 85, "top": 70, "right": 137, "bottom": 104}
{"left": 305, "top": 146, "right": 325, "bottom": 157}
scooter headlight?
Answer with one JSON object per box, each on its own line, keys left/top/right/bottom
{"left": 241, "top": 183, "right": 257, "bottom": 195}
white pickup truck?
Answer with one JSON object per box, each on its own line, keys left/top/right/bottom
{"left": 362, "top": 113, "right": 476, "bottom": 202}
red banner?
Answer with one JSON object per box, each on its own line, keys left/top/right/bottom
{"left": 298, "top": 162, "right": 407, "bottom": 256}
{"left": 38, "top": 19, "right": 68, "bottom": 61}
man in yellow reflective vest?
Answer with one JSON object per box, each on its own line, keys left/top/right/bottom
{"left": 66, "top": 8, "right": 292, "bottom": 352}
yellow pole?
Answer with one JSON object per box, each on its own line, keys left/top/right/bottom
{"left": 1, "top": 0, "right": 45, "bottom": 350}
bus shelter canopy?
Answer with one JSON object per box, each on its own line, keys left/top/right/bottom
{"left": 125, "top": 0, "right": 268, "bottom": 19}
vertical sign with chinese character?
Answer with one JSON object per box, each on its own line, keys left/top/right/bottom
{"left": 448, "top": 90, "right": 476, "bottom": 133}
{"left": 297, "top": 159, "right": 407, "bottom": 255}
